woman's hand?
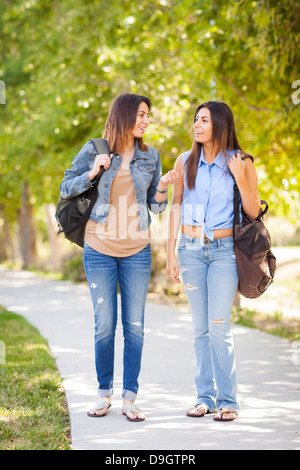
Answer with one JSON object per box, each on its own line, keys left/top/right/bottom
{"left": 88, "top": 153, "right": 113, "bottom": 181}
{"left": 159, "top": 170, "right": 180, "bottom": 190}
{"left": 229, "top": 152, "right": 261, "bottom": 219}
{"left": 166, "top": 253, "right": 181, "bottom": 283}
{"left": 228, "top": 152, "right": 246, "bottom": 181}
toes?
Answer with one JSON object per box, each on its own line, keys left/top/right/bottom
{"left": 90, "top": 409, "right": 106, "bottom": 416}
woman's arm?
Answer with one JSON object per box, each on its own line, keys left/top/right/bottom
{"left": 228, "top": 153, "right": 261, "bottom": 219}
{"left": 60, "top": 141, "right": 112, "bottom": 199}
{"left": 166, "top": 155, "right": 184, "bottom": 283}
{"left": 60, "top": 141, "right": 102, "bottom": 199}
{"left": 147, "top": 152, "right": 167, "bottom": 213}
{"left": 147, "top": 151, "right": 179, "bottom": 213}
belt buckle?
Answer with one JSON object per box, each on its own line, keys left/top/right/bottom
{"left": 204, "top": 238, "right": 212, "bottom": 244}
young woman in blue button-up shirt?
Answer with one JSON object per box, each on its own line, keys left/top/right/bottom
{"left": 167, "top": 101, "right": 261, "bottom": 422}
{"left": 60, "top": 94, "right": 178, "bottom": 422}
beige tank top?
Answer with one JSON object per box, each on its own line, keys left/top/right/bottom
{"left": 84, "top": 168, "right": 151, "bottom": 256}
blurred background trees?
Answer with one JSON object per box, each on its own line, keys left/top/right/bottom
{"left": 0, "top": 0, "right": 299, "bottom": 270}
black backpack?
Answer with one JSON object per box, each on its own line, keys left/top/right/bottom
{"left": 55, "top": 138, "right": 110, "bottom": 247}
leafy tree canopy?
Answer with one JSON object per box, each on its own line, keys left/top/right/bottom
{"left": 0, "top": 0, "right": 299, "bottom": 222}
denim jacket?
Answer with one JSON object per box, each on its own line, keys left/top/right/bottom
{"left": 60, "top": 139, "right": 167, "bottom": 231}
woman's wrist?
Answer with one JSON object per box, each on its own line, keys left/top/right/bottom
{"left": 156, "top": 186, "right": 168, "bottom": 194}
{"left": 88, "top": 170, "right": 96, "bottom": 181}
{"left": 167, "top": 247, "right": 176, "bottom": 258}
{"left": 157, "top": 179, "right": 169, "bottom": 192}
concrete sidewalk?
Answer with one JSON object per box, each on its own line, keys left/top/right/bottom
{"left": 0, "top": 266, "right": 299, "bottom": 450}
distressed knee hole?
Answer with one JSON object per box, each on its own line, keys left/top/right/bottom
{"left": 97, "top": 297, "right": 104, "bottom": 304}
{"left": 91, "top": 283, "right": 97, "bottom": 289}
{"left": 212, "top": 319, "right": 225, "bottom": 325}
{"left": 131, "top": 321, "right": 142, "bottom": 327}
{"left": 184, "top": 283, "right": 199, "bottom": 291}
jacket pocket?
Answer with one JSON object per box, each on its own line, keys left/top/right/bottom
{"left": 138, "top": 164, "right": 156, "bottom": 182}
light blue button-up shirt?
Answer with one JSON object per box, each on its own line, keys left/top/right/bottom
{"left": 181, "top": 147, "right": 241, "bottom": 241}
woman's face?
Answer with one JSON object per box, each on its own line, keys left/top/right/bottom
{"left": 193, "top": 107, "right": 213, "bottom": 145}
{"left": 131, "top": 101, "right": 150, "bottom": 139}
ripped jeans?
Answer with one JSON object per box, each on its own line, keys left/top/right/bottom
{"left": 83, "top": 242, "right": 151, "bottom": 401}
{"left": 177, "top": 234, "right": 240, "bottom": 412}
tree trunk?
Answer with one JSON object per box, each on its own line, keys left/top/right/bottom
{"left": 18, "top": 181, "right": 37, "bottom": 268}
{"left": 0, "top": 217, "right": 8, "bottom": 261}
{"left": 45, "top": 203, "right": 63, "bottom": 270}
{"left": 0, "top": 209, "right": 16, "bottom": 262}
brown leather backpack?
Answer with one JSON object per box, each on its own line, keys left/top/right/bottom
{"left": 233, "top": 160, "right": 276, "bottom": 299}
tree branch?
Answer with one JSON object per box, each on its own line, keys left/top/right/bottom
{"left": 221, "top": 76, "right": 271, "bottom": 112}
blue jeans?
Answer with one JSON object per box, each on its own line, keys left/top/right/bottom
{"left": 177, "top": 234, "right": 240, "bottom": 412}
{"left": 83, "top": 242, "right": 151, "bottom": 401}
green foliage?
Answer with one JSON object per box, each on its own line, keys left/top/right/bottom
{"left": 0, "top": 0, "right": 299, "bottom": 223}
{"left": 231, "top": 306, "right": 300, "bottom": 342}
{"left": 60, "top": 254, "right": 86, "bottom": 283}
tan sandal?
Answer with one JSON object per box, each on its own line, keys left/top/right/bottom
{"left": 87, "top": 398, "right": 111, "bottom": 418}
{"left": 214, "top": 408, "right": 238, "bottom": 422}
{"left": 186, "top": 404, "right": 211, "bottom": 418}
{"left": 122, "top": 404, "right": 145, "bottom": 422}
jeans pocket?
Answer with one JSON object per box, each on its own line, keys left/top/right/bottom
{"left": 177, "top": 239, "right": 186, "bottom": 250}
{"left": 219, "top": 238, "right": 234, "bottom": 251}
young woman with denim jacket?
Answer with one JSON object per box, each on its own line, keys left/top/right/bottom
{"left": 166, "top": 101, "right": 260, "bottom": 422}
{"left": 60, "top": 94, "right": 178, "bottom": 421}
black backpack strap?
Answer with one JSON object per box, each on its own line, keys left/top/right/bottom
{"left": 233, "top": 179, "right": 240, "bottom": 241}
{"left": 90, "top": 138, "right": 110, "bottom": 156}
{"left": 89, "top": 138, "right": 111, "bottom": 184}
{"left": 241, "top": 153, "right": 254, "bottom": 163}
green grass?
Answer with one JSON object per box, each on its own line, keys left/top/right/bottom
{"left": 0, "top": 306, "right": 71, "bottom": 450}
{"left": 231, "top": 306, "right": 300, "bottom": 342}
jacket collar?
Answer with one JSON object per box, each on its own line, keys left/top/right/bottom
{"left": 132, "top": 139, "right": 149, "bottom": 160}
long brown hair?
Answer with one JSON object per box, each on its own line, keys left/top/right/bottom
{"left": 103, "top": 93, "right": 152, "bottom": 153}
{"left": 185, "top": 101, "right": 242, "bottom": 190}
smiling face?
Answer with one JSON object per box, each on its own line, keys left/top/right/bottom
{"left": 131, "top": 101, "right": 150, "bottom": 139}
{"left": 103, "top": 94, "right": 152, "bottom": 153}
{"left": 193, "top": 107, "right": 213, "bottom": 145}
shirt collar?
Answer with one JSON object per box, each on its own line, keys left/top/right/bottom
{"left": 198, "top": 146, "right": 223, "bottom": 169}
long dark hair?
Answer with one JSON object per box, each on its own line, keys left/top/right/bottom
{"left": 103, "top": 93, "right": 152, "bottom": 153}
{"left": 185, "top": 101, "right": 242, "bottom": 190}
